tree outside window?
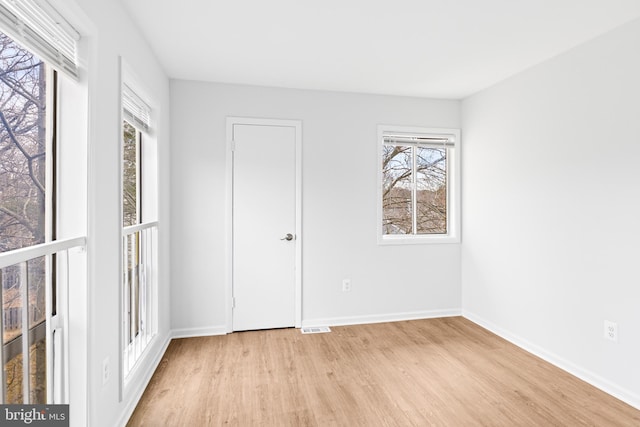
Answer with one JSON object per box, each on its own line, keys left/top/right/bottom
{"left": 0, "top": 31, "right": 50, "bottom": 404}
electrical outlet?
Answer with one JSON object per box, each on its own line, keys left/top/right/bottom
{"left": 102, "top": 357, "right": 110, "bottom": 385}
{"left": 604, "top": 320, "right": 618, "bottom": 342}
{"left": 342, "top": 279, "right": 351, "bottom": 292}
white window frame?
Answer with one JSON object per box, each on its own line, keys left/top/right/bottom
{"left": 119, "top": 66, "right": 159, "bottom": 397}
{"left": 377, "top": 125, "right": 460, "bottom": 245}
{"left": 0, "top": 24, "right": 88, "bottom": 410}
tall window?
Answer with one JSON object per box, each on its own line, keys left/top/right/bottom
{"left": 0, "top": 0, "right": 82, "bottom": 407}
{"left": 121, "top": 82, "right": 157, "bottom": 381}
{"left": 0, "top": 31, "right": 52, "bottom": 404}
{"left": 378, "top": 126, "right": 460, "bottom": 244}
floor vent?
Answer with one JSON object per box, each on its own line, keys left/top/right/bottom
{"left": 301, "top": 326, "right": 331, "bottom": 334}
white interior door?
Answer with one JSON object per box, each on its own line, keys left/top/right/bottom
{"left": 232, "top": 121, "right": 298, "bottom": 331}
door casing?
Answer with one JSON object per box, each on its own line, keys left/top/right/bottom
{"left": 225, "top": 117, "right": 302, "bottom": 332}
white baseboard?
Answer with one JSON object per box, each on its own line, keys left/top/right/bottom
{"left": 463, "top": 310, "right": 640, "bottom": 411}
{"left": 302, "top": 308, "right": 461, "bottom": 328}
{"left": 171, "top": 325, "right": 228, "bottom": 339}
{"left": 116, "top": 331, "right": 172, "bottom": 427}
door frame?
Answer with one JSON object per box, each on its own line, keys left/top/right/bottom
{"left": 225, "top": 117, "right": 302, "bottom": 332}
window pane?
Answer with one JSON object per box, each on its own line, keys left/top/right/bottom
{"left": 1, "top": 260, "right": 48, "bottom": 404}
{"left": 1, "top": 264, "right": 24, "bottom": 403}
{"left": 382, "top": 145, "right": 413, "bottom": 234}
{"left": 28, "top": 257, "right": 46, "bottom": 328}
{"left": 0, "top": 32, "right": 47, "bottom": 252}
{"left": 29, "top": 331, "right": 46, "bottom": 403}
{"left": 123, "top": 120, "right": 138, "bottom": 227}
{"left": 2, "top": 266, "right": 21, "bottom": 345}
{"left": 126, "top": 232, "right": 140, "bottom": 343}
{"left": 27, "top": 257, "right": 47, "bottom": 403}
{"left": 5, "top": 352, "right": 23, "bottom": 403}
{"left": 416, "top": 147, "right": 447, "bottom": 234}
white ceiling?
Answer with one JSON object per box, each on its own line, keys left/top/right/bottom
{"left": 120, "top": 0, "right": 640, "bottom": 99}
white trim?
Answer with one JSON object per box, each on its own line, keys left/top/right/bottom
{"left": 294, "top": 122, "right": 302, "bottom": 327}
{"left": 302, "top": 308, "right": 462, "bottom": 328}
{"left": 463, "top": 311, "right": 640, "bottom": 411}
{"left": 378, "top": 233, "right": 460, "bottom": 245}
{"left": 115, "top": 331, "right": 171, "bottom": 427}
{"left": 225, "top": 117, "right": 303, "bottom": 332}
{"left": 20, "top": 262, "right": 29, "bottom": 403}
{"left": 0, "top": 236, "right": 86, "bottom": 269}
{"left": 171, "top": 325, "right": 229, "bottom": 339}
{"left": 122, "top": 221, "right": 159, "bottom": 235}
{"left": 117, "top": 56, "right": 125, "bottom": 403}
{"left": 224, "top": 120, "right": 234, "bottom": 333}
{"left": 377, "top": 125, "right": 461, "bottom": 245}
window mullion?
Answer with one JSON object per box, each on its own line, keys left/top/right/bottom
{"left": 137, "top": 130, "right": 142, "bottom": 224}
{"left": 44, "top": 67, "right": 55, "bottom": 244}
{"left": 21, "top": 261, "right": 30, "bottom": 403}
{"left": 412, "top": 146, "right": 417, "bottom": 235}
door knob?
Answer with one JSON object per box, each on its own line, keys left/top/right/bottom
{"left": 280, "top": 233, "right": 294, "bottom": 241}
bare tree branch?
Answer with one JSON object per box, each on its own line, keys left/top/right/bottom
{"left": 0, "top": 109, "right": 45, "bottom": 194}
{"left": 0, "top": 205, "right": 37, "bottom": 236}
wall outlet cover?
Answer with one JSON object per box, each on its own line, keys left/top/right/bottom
{"left": 102, "top": 357, "right": 110, "bottom": 385}
{"left": 604, "top": 320, "right": 618, "bottom": 342}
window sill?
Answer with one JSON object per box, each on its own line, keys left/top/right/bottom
{"left": 377, "top": 234, "right": 460, "bottom": 245}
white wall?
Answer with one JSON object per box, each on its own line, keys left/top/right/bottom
{"left": 461, "top": 18, "right": 640, "bottom": 407}
{"left": 54, "top": 1, "right": 171, "bottom": 426}
{"left": 170, "top": 82, "right": 461, "bottom": 333}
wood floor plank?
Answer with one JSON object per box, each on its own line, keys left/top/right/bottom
{"left": 127, "top": 317, "right": 640, "bottom": 426}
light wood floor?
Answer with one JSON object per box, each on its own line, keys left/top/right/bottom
{"left": 127, "top": 317, "right": 640, "bottom": 426}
